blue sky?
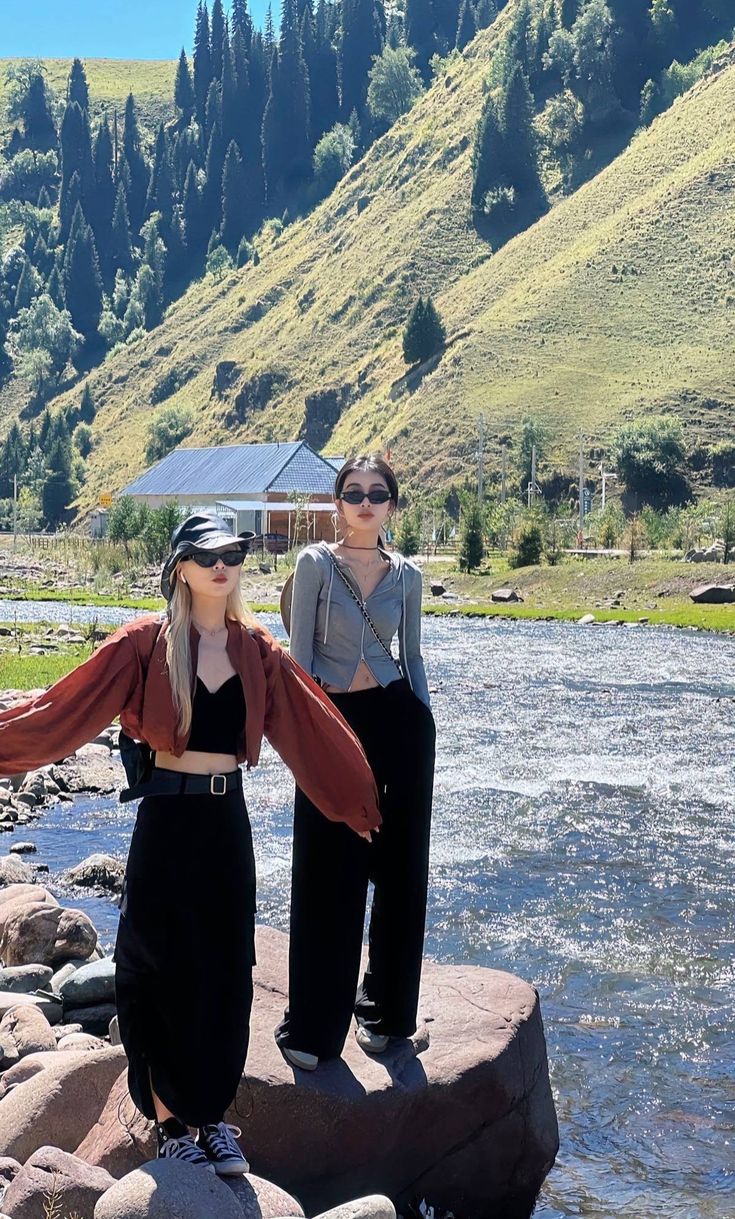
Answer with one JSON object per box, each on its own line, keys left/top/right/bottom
{"left": 2, "top": 0, "right": 275, "bottom": 59}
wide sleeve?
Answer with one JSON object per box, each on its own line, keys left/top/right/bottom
{"left": 256, "top": 631, "right": 381, "bottom": 833}
{"left": 0, "top": 626, "right": 139, "bottom": 777}
{"left": 399, "top": 562, "right": 431, "bottom": 707}
{"left": 287, "top": 548, "right": 321, "bottom": 675}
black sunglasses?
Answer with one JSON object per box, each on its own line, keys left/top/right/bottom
{"left": 340, "top": 489, "right": 392, "bottom": 505}
{"left": 181, "top": 549, "right": 246, "bottom": 568}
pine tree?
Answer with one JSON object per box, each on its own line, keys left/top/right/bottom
{"left": 32, "top": 233, "right": 53, "bottom": 279}
{"left": 262, "top": 0, "right": 311, "bottom": 207}
{"left": 402, "top": 295, "right": 446, "bottom": 364}
{"left": 68, "top": 58, "right": 90, "bottom": 110}
{"left": 232, "top": 0, "right": 253, "bottom": 44}
{"left": 47, "top": 264, "right": 66, "bottom": 309}
{"left": 174, "top": 48, "right": 195, "bottom": 120}
{"left": 405, "top": 0, "right": 436, "bottom": 82}
{"left": 23, "top": 73, "right": 57, "bottom": 150}
{"left": 470, "top": 94, "right": 504, "bottom": 212}
{"left": 456, "top": 0, "right": 476, "bottom": 49}
{"left": 110, "top": 181, "right": 135, "bottom": 274}
{"left": 120, "top": 94, "right": 150, "bottom": 233}
{"left": 219, "top": 140, "right": 249, "bottom": 251}
{"left": 59, "top": 169, "right": 82, "bottom": 242}
{"left": 193, "top": 0, "right": 213, "bottom": 125}
{"left": 183, "top": 161, "right": 208, "bottom": 259}
{"left": 433, "top": 0, "right": 461, "bottom": 55}
{"left": 311, "top": 0, "right": 340, "bottom": 141}
{"left": 92, "top": 116, "right": 116, "bottom": 265}
{"left": 221, "top": 30, "right": 239, "bottom": 148}
{"left": 339, "top": 0, "right": 384, "bottom": 121}
{"left": 79, "top": 382, "right": 96, "bottom": 422}
{"left": 474, "top": 0, "right": 497, "bottom": 30}
{"left": 498, "top": 63, "right": 540, "bottom": 195}
{"left": 42, "top": 435, "right": 75, "bottom": 526}
{"left": 145, "top": 124, "right": 175, "bottom": 221}
{"left": 204, "top": 78, "right": 223, "bottom": 144}
{"left": 37, "top": 185, "right": 53, "bottom": 210}
{"left": 203, "top": 122, "right": 226, "bottom": 231}
{"left": 59, "top": 100, "right": 94, "bottom": 222}
{"left": 63, "top": 208, "right": 104, "bottom": 340}
{"left": 210, "top": 0, "right": 227, "bottom": 80}
{"left": 459, "top": 497, "right": 484, "bottom": 571}
{"left": 14, "top": 257, "right": 39, "bottom": 311}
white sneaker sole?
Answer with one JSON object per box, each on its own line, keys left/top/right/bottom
{"left": 355, "top": 1031, "right": 390, "bottom": 1054}
{"left": 282, "top": 1046, "right": 319, "bottom": 1071}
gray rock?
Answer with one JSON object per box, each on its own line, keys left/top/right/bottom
{"left": 51, "top": 961, "right": 79, "bottom": 994}
{"left": 0, "top": 993, "right": 63, "bottom": 1025}
{"left": 491, "top": 588, "right": 524, "bottom": 603}
{"left": 59, "top": 958, "right": 116, "bottom": 1007}
{"left": 66, "top": 854, "right": 125, "bottom": 893}
{"left": 2, "top": 1145, "right": 115, "bottom": 1219}
{"left": 93, "top": 1160, "right": 244, "bottom": 1219}
{"left": 0, "top": 1156, "right": 21, "bottom": 1186}
{"left": 9, "top": 843, "right": 36, "bottom": 855}
{"left": 0, "top": 964, "right": 52, "bottom": 994}
{"left": 0, "top": 857, "right": 34, "bottom": 887}
{"left": 578, "top": 613, "right": 596, "bottom": 625}
{"left": 224, "top": 1173, "right": 305, "bottom": 1219}
{"left": 53, "top": 752, "right": 123, "bottom": 796}
{"left": 63, "top": 1003, "right": 117, "bottom": 1036}
{"left": 313, "top": 1198, "right": 395, "bottom": 1219}
{"left": 690, "top": 582, "right": 735, "bottom": 604}
{"left": 429, "top": 582, "right": 446, "bottom": 597}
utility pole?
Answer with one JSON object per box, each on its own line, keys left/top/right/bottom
{"left": 599, "top": 464, "right": 617, "bottom": 511}
{"left": 528, "top": 443, "right": 537, "bottom": 508}
{"left": 477, "top": 413, "right": 485, "bottom": 503}
{"left": 578, "top": 432, "right": 585, "bottom": 535}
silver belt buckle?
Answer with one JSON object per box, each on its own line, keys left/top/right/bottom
{"left": 210, "top": 773, "right": 227, "bottom": 795}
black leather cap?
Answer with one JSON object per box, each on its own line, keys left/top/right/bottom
{"left": 160, "top": 512, "right": 255, "bottom": 601}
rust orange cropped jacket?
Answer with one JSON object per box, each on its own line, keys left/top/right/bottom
{"left": 0, "top": 613, "right": 381, "bottom": 833}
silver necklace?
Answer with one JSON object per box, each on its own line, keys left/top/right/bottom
{"left": 193, "top": 620, "right": 228, "bottom": 637}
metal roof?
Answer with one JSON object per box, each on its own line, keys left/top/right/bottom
{"left": 120, "top": 441, "right": 336, "bottom": 498}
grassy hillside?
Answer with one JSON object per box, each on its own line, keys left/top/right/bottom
{"left": 0, "top": 58, "right": 176, "bottom": 136}
{"left": 36, "top": 23, "right": 735, "bottom": 512}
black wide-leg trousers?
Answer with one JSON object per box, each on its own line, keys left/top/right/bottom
{"left": 275, "top": 678, "right": 436, "bottom": 1060}
{"left": 113, "top": 778, "right": 257, "bottom": 1127}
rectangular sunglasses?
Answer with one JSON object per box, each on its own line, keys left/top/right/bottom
{"left": 340, "top": 489, "right": 392, "bottom": 505}
{"left": 182, "top": 549, "right": 247, "bottom": 567}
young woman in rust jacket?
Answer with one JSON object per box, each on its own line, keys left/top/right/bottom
{"left": 0, "top": 513, "right": 380, "bottom": 1176}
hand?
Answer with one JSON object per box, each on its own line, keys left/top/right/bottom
{"left": 356, "top": 826, "right": 380, "bottom": 842}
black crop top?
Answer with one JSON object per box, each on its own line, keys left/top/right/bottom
{"left": 186, "top": 672, "right": 246, "bottom": 754}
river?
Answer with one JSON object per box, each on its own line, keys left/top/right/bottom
{"left": 1, "top": 599, "right": 734, "bottom": 1218}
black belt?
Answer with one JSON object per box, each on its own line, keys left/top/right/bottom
{"left": 119, "top": 766, "right": 242, "bottom": 803}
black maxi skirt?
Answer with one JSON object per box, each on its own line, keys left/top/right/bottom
{"left": 112, "top": 776, "right": 257, "bottom": 1127}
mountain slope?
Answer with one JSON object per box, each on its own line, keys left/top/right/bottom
{"left": 43, "top": 24, "right": 735, "bottom": 511}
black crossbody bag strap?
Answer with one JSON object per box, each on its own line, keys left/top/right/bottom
{"left": 324, "top": 548, "right": 405, "bottom": 679}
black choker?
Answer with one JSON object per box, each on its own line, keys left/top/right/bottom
{"left": 338, "top": 543, "right": 380, "bottom": 550}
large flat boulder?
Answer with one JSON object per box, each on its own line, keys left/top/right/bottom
{"left": 80, "top": 928, "right": 557, "bottom": 1217}
{"left": 690, "top": 582, "right": 735, "bottom": 603}
{"left": 0, "top": 1047, "right": 126, "bottom": 1164}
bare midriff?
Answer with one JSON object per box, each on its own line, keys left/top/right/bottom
{"left": 322, "top": 659, "right": 381, "bottom": 695}
{"left": 153, "top": 748, "right": 239, "bottom": 774}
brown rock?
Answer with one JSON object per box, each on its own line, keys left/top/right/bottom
{"left": 2, "top": 1145, "right": 114, "bottom": 1219}
{"left": 0, "top": 886, "right": 57, "bottom": 914}
{"left": 0, "top": 902, "right": 98, "bottom": 967}
{"left": 66, "top": 855, "right": 125, "bottom": 894}
{"left": 80, "top": 929, "right": 557, "bottom": 1217}
{"left": 0, "top": 1047, "right": 126, "bottom": 1163}
{"left": 0, "top": 1005, "right": 56, "bottom": 1060}
{"left": 0, "top": 995, "right": 62, "bottom": 1026}
{"left": 75, "top": 1070, "right": 155, "bottom": 1177}
{"left": 52, "top": 752, "right": 123, "bottom": 796}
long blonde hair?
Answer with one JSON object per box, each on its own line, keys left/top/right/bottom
{"left": 165, "top": 559, "right": 259, "bottom": 736}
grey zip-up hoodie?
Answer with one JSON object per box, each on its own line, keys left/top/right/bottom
{"left": 288, "top": 541, "right": 430, "bottom": 706}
